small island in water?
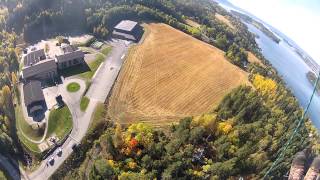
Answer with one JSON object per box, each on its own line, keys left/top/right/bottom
{"left": 306, "top": 71, "right": 320, "bottom": 94}
{"left": 231, "top": 10, "right": 281, "bottom": 44}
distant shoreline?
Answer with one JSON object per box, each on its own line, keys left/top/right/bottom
{"left": 306, "top": 71, "right": 320, "bottom": 94}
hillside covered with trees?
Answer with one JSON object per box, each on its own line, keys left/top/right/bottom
{"left": 52, "top": 62, "right": 319, "bottom": 179}
{"left": 0, "top": 5, "right": 24, "bottom": 164}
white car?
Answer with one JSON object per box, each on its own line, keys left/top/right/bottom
{"left": 47, "top": 156, "right": 54, "bottom": 166}
{"left": 56, "top": 147, "right": 62, "bottom": 156}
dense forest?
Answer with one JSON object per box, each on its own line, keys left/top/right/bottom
{"left": 3, "top": 0, "right": 262, "bottom": 71}
{"left": 0, "top": 5, "right": 22, "bottom": 161}
{"left": 4, "top": 0, "right": 259, "bottom": 53}
{"left": 0, "top": 0, "right": 319, "bottom": 179}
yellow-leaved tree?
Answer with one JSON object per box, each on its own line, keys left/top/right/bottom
{"left": 192, "top": 114, "right": 218, "bottom": 132}
{"left": 0, "top": 85, "right": 14, "bottom": 121}
{"left": 113, "top": 123, "right": 123, "bottom": 148}
{"left": 11, "top": 72, "right": 17, "bottom": 85}
{"left": 252, "top": 74, "right": 277, "bottom": 97}
{"left": 218, "top": 121, "right": 232, "bottom": 135}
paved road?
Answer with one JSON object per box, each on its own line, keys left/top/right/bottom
{"left": 27, "top": 39, "right": 130, "bottom": 180}
{"left": 0, "top": 154, "right": 30, "bottom": 180}
{"left": 87, "top": 40, "right": 129, "bottom": 102}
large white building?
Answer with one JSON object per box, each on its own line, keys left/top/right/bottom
{"left": 112, "top": 20, "right": 143, "bottom": 42}
{"left": 55, "top": 44, "right": 84, "bottom": 69}
{"left": 21, "top": 44, "right": 84, "bottom": 81}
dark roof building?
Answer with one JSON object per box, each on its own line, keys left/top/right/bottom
{"left": 23, "top": 80, "right": 46, "bottom": 115}
{"left": 23, "top": 49, "right": 46, "bottom": 66}
{"left": 112, "top": 20, "right": 143, "bottom": 42}
{"left": 22, "top": 58, "right": 57, "bottom": 80}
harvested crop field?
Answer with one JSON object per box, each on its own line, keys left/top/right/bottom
{"left": 186, "top": 19, "right": 201, "bottom": 28}
{"left": 108, "top": 23, "right": 249, "bottom": 127}
{"left": 215, "top": 14, "right": 235, "bottom": 30}
{"left": 247, "top": 51, "right": 265, "bottom": 66}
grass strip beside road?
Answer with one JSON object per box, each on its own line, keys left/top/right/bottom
{"left": 89, "top": 103, "right": 106, "bottom": 132}
{"left": 79, "top": 54, "right": 105, "bottom": 80}
{"left": 47, "top": 106, "right": 73, "bottom": 139}
{"left": 67, "top": 82, "right": 80, "bottom": 92}
{"left": 80, "top": 96, "right": 90, "bottom": 112}
{"left": 100, "top": 46, "right": 112, "bottom": 56}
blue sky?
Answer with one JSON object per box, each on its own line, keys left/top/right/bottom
{"left": 228, "top": 0, "right": 320, "bottom": 63}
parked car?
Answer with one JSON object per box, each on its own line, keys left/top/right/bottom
{"left": 72, "top": 143, "right": 79, "bottom": 151}
{"left": 47, "top": 156, "right": 55, "bottom": 166}
{"left": 56, "top": 147, "right": 62, "bottom": 156}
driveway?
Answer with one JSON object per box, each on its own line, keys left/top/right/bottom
{"left": 27, "top": 39, "right": 130, "bottom": 180}
{"left": 86, "top": 40, "right": 129, "bottom": 102}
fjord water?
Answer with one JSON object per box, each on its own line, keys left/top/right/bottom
{"left": 246, "top": 23, "right": 320, "bottom": 129}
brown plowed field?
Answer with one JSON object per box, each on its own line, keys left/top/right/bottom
{"left": 108, "top": 23, "right": 249, "bottom": 127}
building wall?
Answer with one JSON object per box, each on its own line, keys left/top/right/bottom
{"left": 58, "top": 57, "right": 84, "bottom": 69}
{"left": 23, "top": 54, "right": 46, "bottom": 66}
{"left": 32, "top": 69, "right": 57, "bottom": 81}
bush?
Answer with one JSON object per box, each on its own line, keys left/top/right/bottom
{"left": 80, "top": 97, "right": 90, "bottom": 112}
{"left": 67, "top": 82, "right": 80, "bottom": 92}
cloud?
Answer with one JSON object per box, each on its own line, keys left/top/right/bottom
{"left": 229, "top": 0, "right": 320, "bottom": 63}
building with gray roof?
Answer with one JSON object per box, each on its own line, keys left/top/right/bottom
{"left": 23, "top": 49, "right": 46, "bottom": 66}
{"left": 56, "top": 49, "right": 84, "bottom": 69}
{"left": 21, "top": 44, "right": 84, "bottom": 82}
{"left": 115, "top": 20, "right": 138, "bottom": 32}
{"left": 23, "top": 80, "right": 46, "bottom": 116}
{"left": 112, "top": 20, "right": 143, "bottom": 42}
{"left": 20, "top": 40, "right": 85, "bottom": 117}
{"left": 22, "top": 58, "right": 57, "bottom": 81}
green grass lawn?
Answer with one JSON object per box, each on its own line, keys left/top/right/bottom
{"left": 15, "top": 106, "right": 44, "bottom": 141}
{"left": 0, "top": 169, "right": 7, "bottom": 180}
{"left": 17, "top": 132, "right": 41, "bottom": 153}
{"left": 47, "top": 106, "right": 73, "bottom": 139}
{"left": 79, "top": 54, "right": 105, "bottom": 80}
{"left": 100, "top": 46, "right": 112, "bottom": 56}
{"left": 89, "top": 103, "right": 106, "bottom": 132}
{"left": 67, "top": 82, "right": 80, "bottom": 92}
{"left": 80, "top": 96, "right": 90, "bottom": 112}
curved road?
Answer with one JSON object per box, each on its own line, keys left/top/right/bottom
{"left": 0, "top": 154, "right": 21, "bottom": 180}
{"left": 28, "top": 39, "right": 129, "bottom": 180}
{"left": 0, "top": 154, "right": 29, "bottom": 180}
